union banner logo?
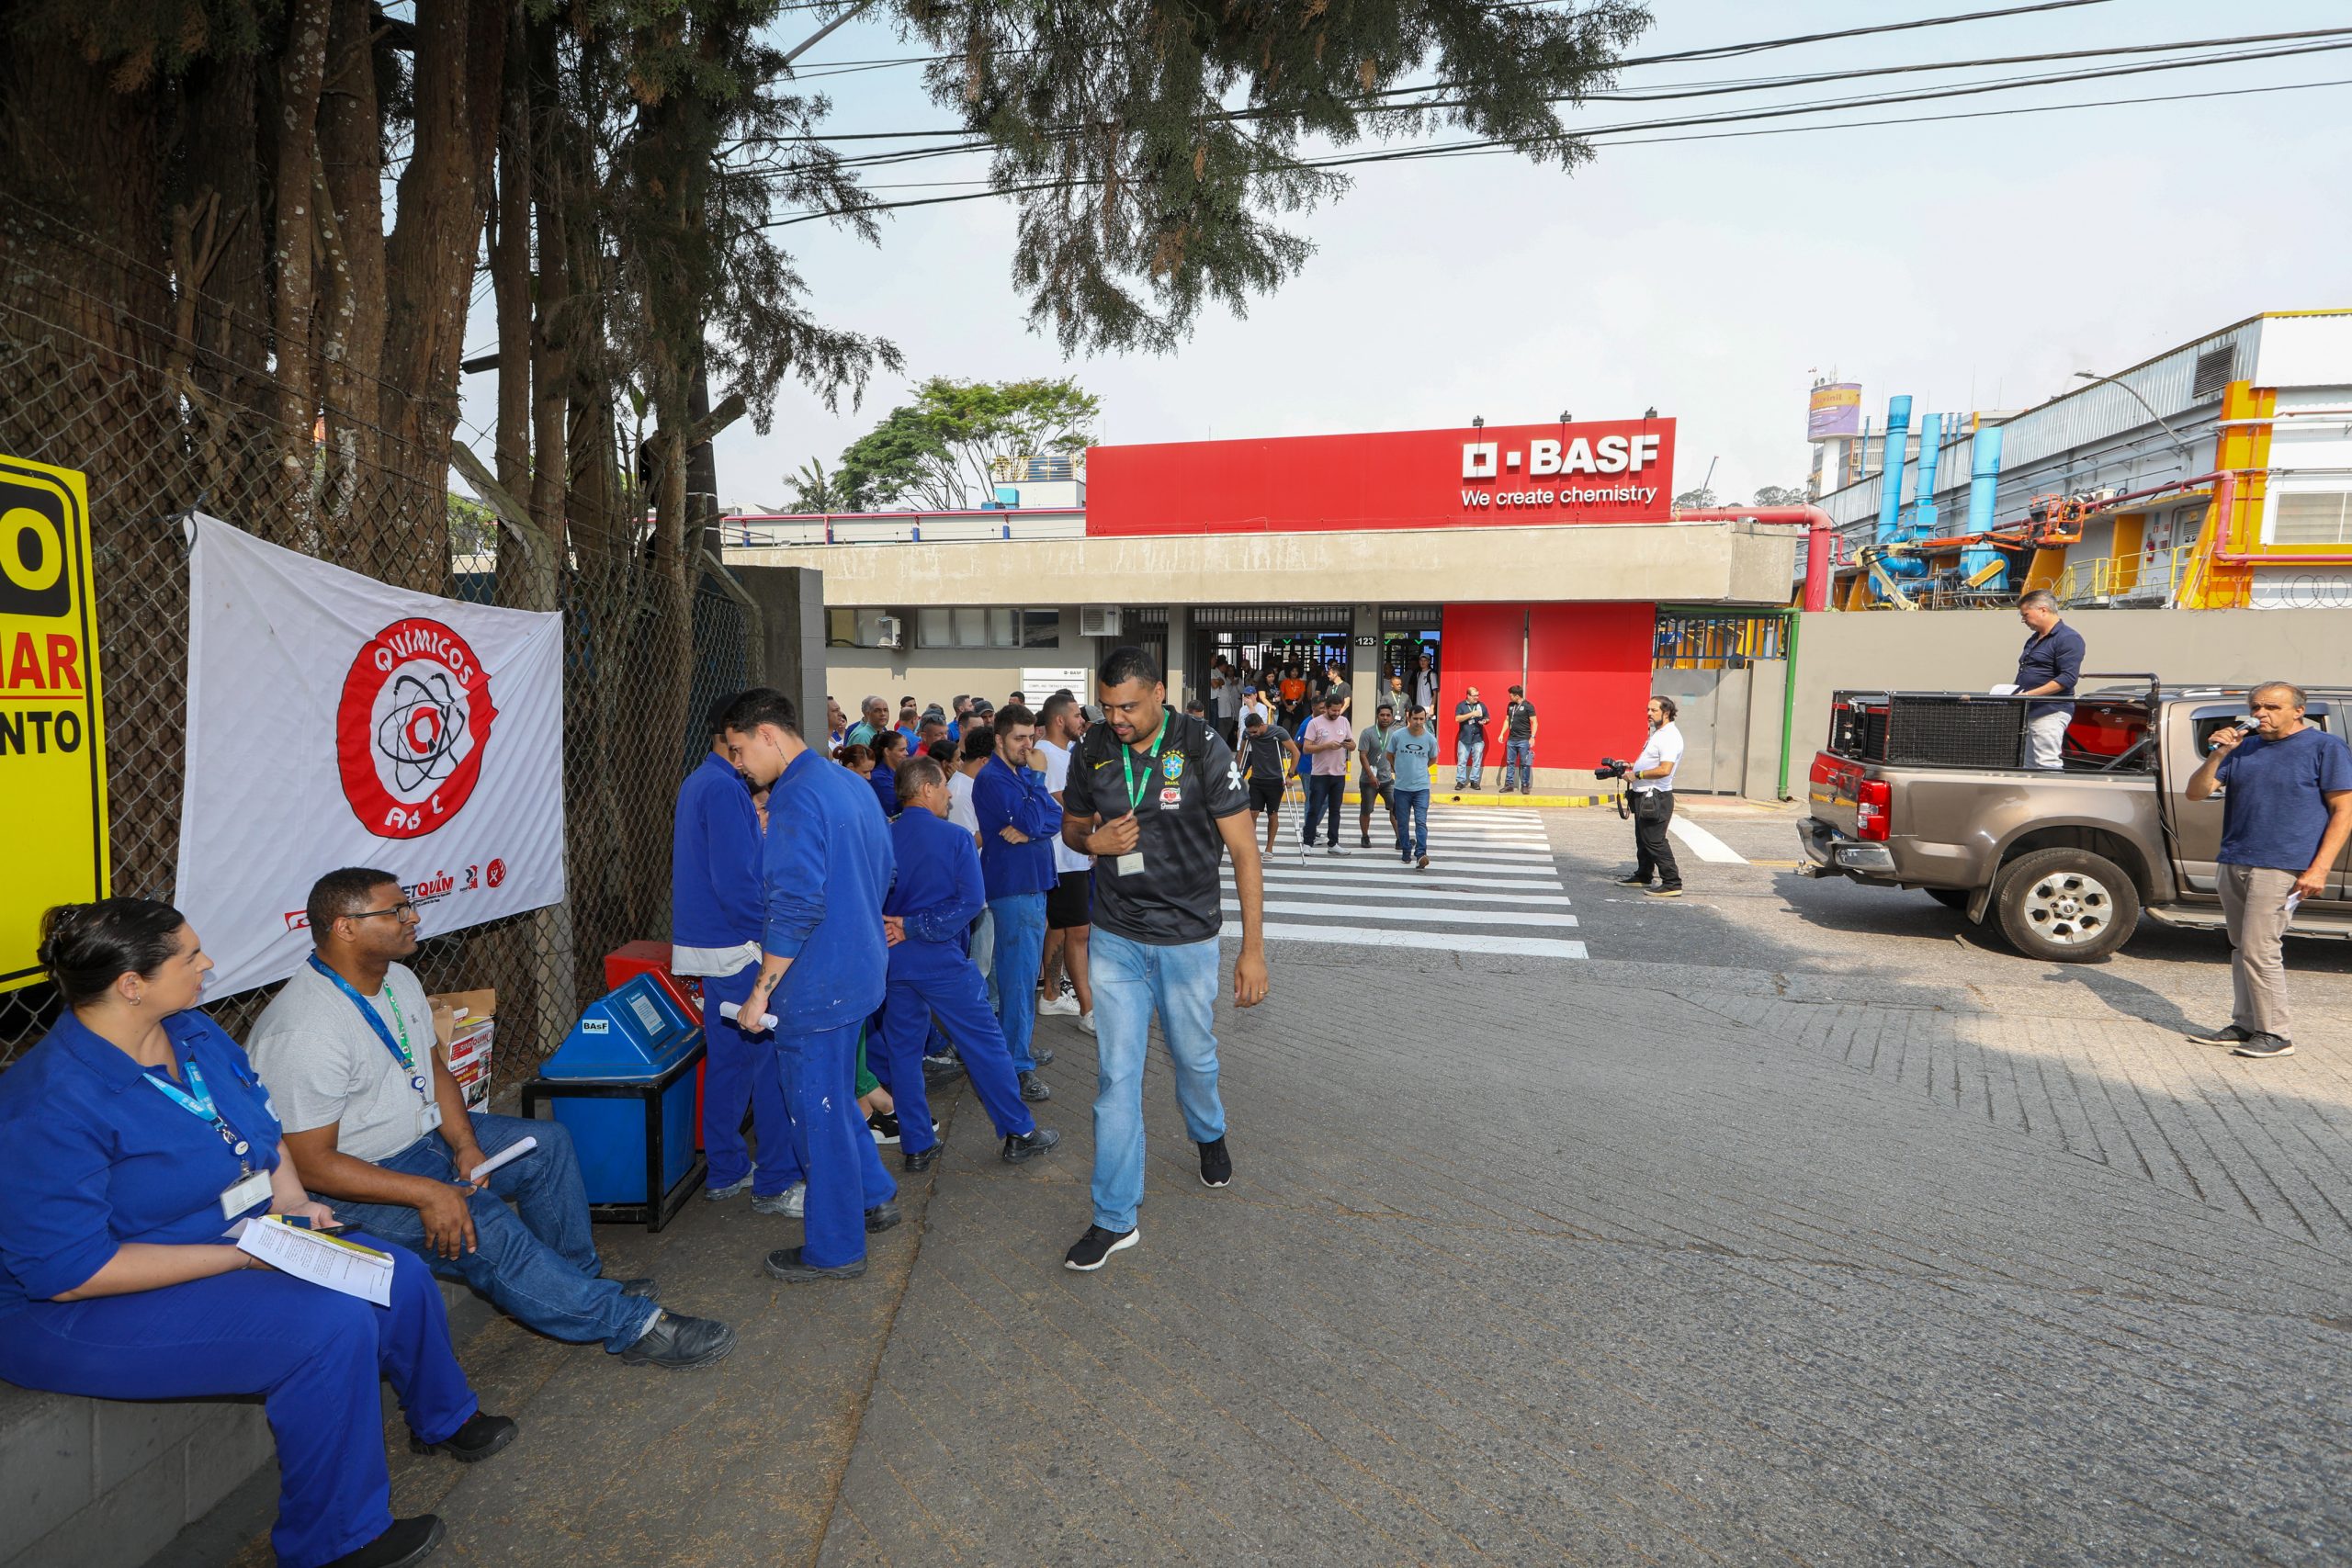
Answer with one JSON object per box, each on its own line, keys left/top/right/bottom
{"left": 336, "top": 617, "right": 498, "bottom": 839}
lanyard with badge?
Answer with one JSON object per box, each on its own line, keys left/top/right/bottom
{"left": 145, "top": 1059, "right": 275, "bottom": 1220}
{"left": 307, "top": 955, "right": 436, "bottom": 1118}
{"left": 1114, "top": 717, "right": 1172, "bottom": 878}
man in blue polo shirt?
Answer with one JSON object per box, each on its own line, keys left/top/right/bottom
{"left": 724, "top": 688, "right": 901, "bottom": 1281}
{"left": 2013, "top": 589, "right": 2086, "bottom": 769}
{"left": 970, "top": 703, "right": 1060, "bottom": 1105}
{"left": 2184, "top": 681, "right": 2352, "bottom": 1060}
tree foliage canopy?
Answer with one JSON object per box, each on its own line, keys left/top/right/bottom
{"left": 836, "top": 375, "right": 1100, "bottom": 512}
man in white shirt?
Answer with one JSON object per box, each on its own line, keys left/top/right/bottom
{"left": 251, "top": 867, "right": 736, "bottom": 1367}
{"left": 1616, "top": 695, "right": 1686, "bottom": 897}
{"left": 1412, "top": 652, "right": 1439, "bottom": 717}
{"left": 1033, "top": 693, "right": 1096, "bottom": 1035}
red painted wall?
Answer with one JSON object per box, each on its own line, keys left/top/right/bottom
{"left": 1087, "top": 419, "right": 1676, "bottom": 536}
{"left": 1436, "top": 603, "right": 1656, "bottom": 778}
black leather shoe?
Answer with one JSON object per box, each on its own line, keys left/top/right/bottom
{"left": 616, "top": 1276, "right": 659, "bottom": 1302}
{"left": 322, "top": 1515, "right": 445, "bottom": 1568}
{"left": 764, "top": 1246, "right": 866, "bottom": 1282}
{"left": 1001, "top": 1127, "right": 1061, "bottom": 1164}
{"left": 902, "top": 1144, "right": 941, "bottom": 1173}
{"left": 1031, "top": 1046, "right": 1057, "bottom": 1066}
{"left": 1020, "top": 1070, "right": 1053, "bottom": 1103}
{"left": 410, "top": 1412, "right": 517, "bottom": 1462}
{"left": 865, "top": 1201, "right": 903, "bottom": 1233}
{"left": 616, "top": 1312, "right": 735, "bottom": 1369}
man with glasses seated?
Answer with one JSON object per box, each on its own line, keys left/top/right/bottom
{"left": 248, "top": 868, "right": 737, "bottom": 1370}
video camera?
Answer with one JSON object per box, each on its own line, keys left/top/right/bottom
{"left": 1593, "top": 757, "right": 1633, "bottom": 780}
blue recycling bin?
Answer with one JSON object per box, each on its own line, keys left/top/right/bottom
{"left": 520, "top": 975, "right": 707, "bottom": 1231}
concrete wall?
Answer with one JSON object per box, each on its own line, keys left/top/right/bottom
{"left": 731, "top": 564, "right": 826, "bottom": 737}
{"left": 1784, "top": 607, "right": 2352, "bottom": 765}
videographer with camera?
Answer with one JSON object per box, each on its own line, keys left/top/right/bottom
{"left": 1610, "top": 695, "right": 1685, "bottom": 898}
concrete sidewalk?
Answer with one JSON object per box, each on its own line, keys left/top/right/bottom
{"left": 180, "top": 805, "right": 2350, "bottom": 1567}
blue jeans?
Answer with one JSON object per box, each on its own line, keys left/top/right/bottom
{"left": 326, "top": 1112, "right": 658, "bottom": 1353}
{"left": 1504, "top": 739, "right": 1534, "bottom": 792}
{"left": 988, "top": 892, "right": 1046, "bottom": 1073}
{"left": 1392, "top": 788, "right": 1430, "bottom": 859}
{"left": 1090, "top": 926, "right": 1226, "bottom": 1235}
{"left": 1301, "top": 773, "right": 1344, "bottom": 845}
{"left": 1454, "top": 735, "right": 1485, "bottom": 786}
{"left": 699, "top": 962, "right": 801, "bottom": 1196}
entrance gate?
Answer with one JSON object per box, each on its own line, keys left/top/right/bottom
{"left": 1651, "top": 611, "right": 1790, "bottom": 796}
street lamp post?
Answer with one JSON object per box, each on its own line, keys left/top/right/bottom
{"left": 2071, "top": 369, "right": 2197, "bottom": 459}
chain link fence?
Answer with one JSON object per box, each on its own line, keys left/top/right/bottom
{"left": 1, "top": 210, "right": 754, "bottom": 1078}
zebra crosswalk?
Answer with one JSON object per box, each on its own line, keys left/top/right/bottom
{"left": 1218, "top": 807, "right": 1586, "bottom": 960}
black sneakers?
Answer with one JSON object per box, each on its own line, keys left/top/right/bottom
{"left": 322, "top": 1516, "right": 445, "bottom": 1568}
{"left": 1020, "top": 1070, "right": 1053, "bottom": 1102}
{"left": 409, "top": 1411, "right": 518, "bottom": 1461}
{"left": 866, "top": 1108, "right": 902, "bottom": 1144}
{"left": 1063, "top": 1224, "right": 1139, "bottom": 1271}
{"left": 615, "top": 1313, "right": 736, "bottom": 1370}
{"left": 1615, "top": 875, "right": 1652, "bottom": 887}
{"left": 1001, "top": 1127, "right": 1062, "bottom": 1163}
{"left": 2186, "top": 1022, "right": 2253, "bottom": 1047}
{"left": 2232, "top": 1033, "right": 2295, "bottom": 1059}
{"left": 1198, "top": 1136, "right": 1233, "bottom": 1189}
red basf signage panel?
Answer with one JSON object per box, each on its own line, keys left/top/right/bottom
{"left": 1086, "top": 418, "right": 1675, "bottom": 536}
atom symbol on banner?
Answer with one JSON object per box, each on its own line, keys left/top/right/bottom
{"left": 376, "top": 671, "right": 469, "bottom": 791}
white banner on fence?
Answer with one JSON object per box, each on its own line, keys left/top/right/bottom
{"left": 175, "top": 514, "right": 565, "bottom": 999}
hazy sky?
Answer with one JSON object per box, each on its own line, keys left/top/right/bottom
{"left": 457, "top": 1, "right": 2352, "bottom": 510}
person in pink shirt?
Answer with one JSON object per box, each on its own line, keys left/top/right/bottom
{"left": 1298, "top": 695, "right": 1355, "bottom": 856}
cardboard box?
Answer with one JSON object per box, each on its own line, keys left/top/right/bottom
{"left": 429, "top": 987, "right": 497, "bottom": 1111}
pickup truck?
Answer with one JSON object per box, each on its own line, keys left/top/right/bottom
{"left": 1796, "top": 680, "right": 2352, "bottom": 962}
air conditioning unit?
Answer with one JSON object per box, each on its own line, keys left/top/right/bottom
{"left": 1080, "top": 606, "right": 1121, "bottom": 637}
{"left": 874, "top": 614, "right": 903, "bottom": 648}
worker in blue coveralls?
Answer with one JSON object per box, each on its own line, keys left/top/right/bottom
{"left": 0, "top": 899, "right": 514, "bottom": 1568}
{"left": 723, "top": 687, "right": 902, "bottom": 1282}
{"left": 971, "top": 702, "right": 1061, "bottom": 1106}
{"left": 877, "top": 755, "right": 1063, "bottom": 1174}
{"left": 866, "top": 729, "right": 908, "bottom": 818}
{"left": 673, "top": 694, "right": 803, "bottom": 1216}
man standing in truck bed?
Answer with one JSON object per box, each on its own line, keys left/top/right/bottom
{"left": 2013, "top": 590, "right": 2085, "bottom": 770}
{"left": 2184, "top": 682, "right": 2352, "bottom": 1061}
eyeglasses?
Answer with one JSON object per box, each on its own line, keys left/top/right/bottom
{"left": 351, "top": 900, "right": 419, "bottom": 921}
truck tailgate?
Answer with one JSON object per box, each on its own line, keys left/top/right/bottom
{"left": 1807, "top": 751, "right": 1867, "bottom": 837}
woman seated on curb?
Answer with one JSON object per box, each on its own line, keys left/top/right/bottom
{"left": 0, "top": 900, "right": 514, "bottom": 1568}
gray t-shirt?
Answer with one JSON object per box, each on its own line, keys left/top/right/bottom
{"left": 247, "top": 961, "right": 443, "bottom": 1162}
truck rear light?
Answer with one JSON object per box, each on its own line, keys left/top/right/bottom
{"left": 1856, "top": 778, "right": 1893, "bottom": 841}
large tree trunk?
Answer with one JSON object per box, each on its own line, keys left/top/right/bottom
{"left": 318, "top": 0, "right": 388, "bottom": 549}
{"left": 270, "top": 0, "right": 332, "bottom": 550}
{"left": 378, "top": 0, "right": 501, "bottom": 592}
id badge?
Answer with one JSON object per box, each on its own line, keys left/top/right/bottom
{"left": 220, "top": 1169, "right": 273, "bottom": 1222}
{"left": 1115, "top": 852, "right": 1146, "bottom": 877}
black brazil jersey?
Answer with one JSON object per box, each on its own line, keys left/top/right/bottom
{"left": 1064, "top": 710, "right": 1250, "bottom": 945}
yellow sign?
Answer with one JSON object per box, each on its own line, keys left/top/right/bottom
{"left": 1, "top": 456, "right": 107, "bottom": 991}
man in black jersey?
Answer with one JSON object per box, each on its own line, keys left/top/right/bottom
{"left": 1057, "top": 646, "right": 1268, "bottom": 1272}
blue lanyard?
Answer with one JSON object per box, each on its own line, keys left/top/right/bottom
{"left": 307, "top": 955, "right": 433, "bottom": 1102}
{"left": 143, "top": 1059, "right": 254, "bottom": 1173}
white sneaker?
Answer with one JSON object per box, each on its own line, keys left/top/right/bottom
{"left": 1038, "top": 994, "right": 1080, "bottom": 1017}
{"left": 1077, "top": 1011, "right": 1096, "bottom": 1036}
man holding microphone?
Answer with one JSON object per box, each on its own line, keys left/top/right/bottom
{"left": 2184, "top": 682, "right": 2352, "bottom": 1060}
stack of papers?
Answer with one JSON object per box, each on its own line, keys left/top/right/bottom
{"left": 233, "top": 1216, "right": 395, "bottom": 1305}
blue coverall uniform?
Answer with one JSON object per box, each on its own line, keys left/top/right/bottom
{"left": 867, "top": 760, "right": 900, "bottom": 819}
{"left": 671, "top": 749, "right": 799, "bottom": 1196}
{"left": 971, "top": 753, "right": 1061, "bottom": 1075}
{"left": 878, "top": 809, "right": 1041, "bottom": 1155}
{"left": 762, "top": 747, "right": 899, "bottom": 1266}
{"left": 0, "top": 1010, "right": 478, "bottom": 1568}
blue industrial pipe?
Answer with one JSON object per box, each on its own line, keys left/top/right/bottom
{"left": 1882, "top": 412, "right": 1942, "bottom": 581}
{"left": 1871, "top": 396, "right": 1916, "bottom": 596}
{"left": 1960, "top": 425, "right": 2006, "bottom": 591}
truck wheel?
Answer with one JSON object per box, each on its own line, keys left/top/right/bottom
{"left": 1924, "top": 887, "right": 1973, "bottom": 913}
{"left": 1993, "top": 848, "right": 2140, "bottom": 962}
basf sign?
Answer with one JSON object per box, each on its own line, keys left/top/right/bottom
{"left": 1086, "top": 418, "right": 1675, "bottom": 536}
